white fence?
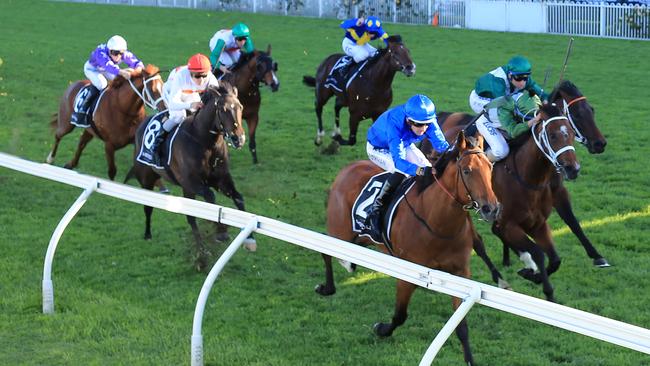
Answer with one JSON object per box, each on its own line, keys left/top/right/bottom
{"left": 60, "top": 0, "right": 649, "bottom": 40}
{"left": 2, "top": 151, "right": 650, "bottom": 365}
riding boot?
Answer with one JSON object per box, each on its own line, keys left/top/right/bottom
{"left": 361, "top": 172, "right": 404, "bottom": 243}
{"left": 150, "top": 129, "right": 169, "bottom": 166}
{"left": 71, "top": 85, "right": 99, "bottom": 127}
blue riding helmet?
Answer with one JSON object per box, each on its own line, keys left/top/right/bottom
{"left": 405, "top": 94, "right": 437, "bottom": 124}
{"left": 365, "top": 16, "right": 382, "bottom": 31}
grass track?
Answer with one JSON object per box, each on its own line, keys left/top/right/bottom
{"left": 1, "top": 1, "right": 650, "bottom": 365}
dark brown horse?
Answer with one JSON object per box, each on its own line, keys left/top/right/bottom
{"left": 318, "top": 132, "right": 499, "bottom": 366}
{"left": 443, "top": 103, "right": 580, "bottom": 301}
{"left": 303, "top": 35, "right": 415, "bottom": 146}
{"left": 48, "top": 64, "right": 166, "bottom": 180}
{"left": 125, "top": 83, "right": 251, "bottom": 270}
{"left": 218, "top": 46, "right": 279, "bottom": 164}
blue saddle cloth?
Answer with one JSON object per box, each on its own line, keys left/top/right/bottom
{"left": 324, "top": 55, "right": 369, "bottom": 92}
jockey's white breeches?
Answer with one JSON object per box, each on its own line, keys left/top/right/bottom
{"left": 219, "top": 51, "right": 240, "bottom": 68}
{"left": 476, "top": 112, "right": 509, "bottom": 162}
{"left": 366, "top": 142, "right": 431, "bottom": 176}
{"left": 84, "top": 60, "right": 115, "bottom": 90}
{"left": 469, "top": 89, "right": 492, "bottom": 114}
{"left": 342, "top": 38, "right": 377, "bottom": 63}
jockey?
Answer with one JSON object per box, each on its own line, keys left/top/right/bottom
{"left": 341, "top": 16, "right": 389, "bottom": 63}
{"left": 469, "top": 55, "right": 548, "bottom": 114}
{"left": 150, "top": 53, "right": 219, "bottom": 154}
{"left": 478, "top": 91, "right": 542, "bottom": 162}
{"left": 361, "top": 94, "right": 450, "bottom": 243}
{"left": 209, "top": 22, "right": 255, "bottom": 76}
{"left": 72, "top": 35, "right": 144, "bottom": 125}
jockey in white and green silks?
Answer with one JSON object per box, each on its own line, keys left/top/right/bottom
{"left": 477, "top": 92, "right": 542, "bottom": 162}
{"left": 208, "top": 22, "right": 254, "bottom": 75}
{"left": 469, "top": 55, "right": 548, "bottom": 114}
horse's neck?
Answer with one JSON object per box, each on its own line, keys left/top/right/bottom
{"left": 413, "top": 167, "right": 469, "bottom": 236}
{"left": 514, "top": 137, "right": 556, "bottom": 185}
{"left": 111, "top": 81, "right": 144, "bottom": 115}
{"left": 365, "top": 55, "right": 396, "bottom": 91}
{"left": 183, "top": 105, "right": 218, "bottom": 148}
{"left": 228, "top": 64, "right": 256, "bottom": 95}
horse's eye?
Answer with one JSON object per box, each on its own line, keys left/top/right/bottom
{"left": 463, "top": 168, "right": 471, "bottom": 175}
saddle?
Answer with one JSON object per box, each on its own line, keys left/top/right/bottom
{"left": 352, "top": 172, "right": 416, "bottom": 252}
{"left": 136, "top": 111, "right": 172, "bottom": 169}
{"left": 70, "top": 85, "right": 100, "bottom": 128}
{"left": 324, "top": 55, "right": 369, "bottom": 93}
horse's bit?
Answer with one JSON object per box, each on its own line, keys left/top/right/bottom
{"left": 127, "top": 74, "right": 165, "bottom": 111}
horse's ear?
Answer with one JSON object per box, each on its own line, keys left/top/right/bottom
{"left": 476, "top": 134, "right": 485, "bottom": 150}
{"left": 456, "top": 130, "right": 467, "bottom": 150}
{"left": 266, "top": 44, "right": 272, "bottom": 55}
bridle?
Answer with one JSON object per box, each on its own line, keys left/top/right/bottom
{"left": 127, "top": 73, "right": 165, "bottom": 111}
{"left": 531, "top": 114, "right": 575, "bottom": 171}
{"left": 209, "top": 92, "right": 243, "bottom": 147}
{"left": 433, "top": 149, "right": 488, "bottom": 212}
{"left": 562, "top": 96, "right": 588, "bottom": 145}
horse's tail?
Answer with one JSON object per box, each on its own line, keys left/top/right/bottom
{"left": 123, "top": 165, "right": 136, "bottom": 184}
{"left": 302, "top": 76, "right": 316, "bottom": 87}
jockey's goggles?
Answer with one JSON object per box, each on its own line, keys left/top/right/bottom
{"left": 235, "top": 36, "right": 247, "bottom": 42}
{"left": 191, "top": 73, "right": 209, "bottom": 80}
{"left": 511, "top": 74, "right": 530, "bottom": 82}
{"left": 110, "top": 50, "right": 124, "bottom": 56}
{"left": 408, "top": 119, "right": 430, "bottom": 128}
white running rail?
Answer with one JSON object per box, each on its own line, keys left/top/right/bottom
{"left": 1, "top": 151, "right": 650, "bottom": 365}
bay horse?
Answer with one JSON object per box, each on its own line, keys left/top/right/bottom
{"left": 442, "top": 103, "right": 580, "bottom": 301}
{"left": 125, "top": 83, "right": 251, "bottom": 271}
{"left": 48, "top": 64, "right": 165, "bottom": 180}
{"left": 303, "top": 35, "right": 415, "bottom": 146}
{"left": 318, "top": 132, "right": 499, "bottom": 366}
{"left": 218, "top": 45, "right": 280, "bottom": 164}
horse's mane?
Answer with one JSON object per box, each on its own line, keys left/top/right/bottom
{"left": 549, "top": 79, "right": 581, "bottom": 101}
{"left": 365, "top": 35, "right": 403, "bottom": 68}
{"left": 508, "top": 102, "right": 564, "bottom": 151}
{"left": 230, "top": 51, "right": 266, "bottom": 72}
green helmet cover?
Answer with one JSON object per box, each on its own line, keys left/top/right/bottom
{"left": 232, "top": 23, "right": 250, "bottom": 38}
{"left": 507, "top": 56, "right": 532, "bottom": 75}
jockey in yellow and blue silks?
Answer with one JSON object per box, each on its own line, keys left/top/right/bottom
{"left": 360, "top": 94, "right": 450, "bottom": 243}
{"left": 341, "top": 16, "right": 389, "bottom": 63}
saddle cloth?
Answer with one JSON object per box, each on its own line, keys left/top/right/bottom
{"left": 351, "top": 172, "right": 416, "bottom": 250}
{"left": 70, "top": 85, "right": 102, "bottom": 128}
{"left": 136, "top": 111, "right": 180, "bottom": 169}
{"left": 324, "top": 55, "right": 369, "bottom": 92}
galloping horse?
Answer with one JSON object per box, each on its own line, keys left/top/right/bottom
{"left": 218, "top": 46, "right": 279, "bottom": 164}
{"left": 444, "top": 103, "right": 580, "bottom": 301}
{"left": 48, "top": 64, "right": 165, "bottom": 180}
{"left": 318, "top": 132, "right": 499, "bottom": 366}
{"left": 303, "top": 35, "right": 415, "bottom": 146}
{"left": 125, "top": 83, "right": 250, "bottom": 271}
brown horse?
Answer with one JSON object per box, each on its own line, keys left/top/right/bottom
{"left": 318, "top": 132, "right": 499, "bottom": 366}
{"left": 303, "top": 35, "right": 415, "bottom": 146}
{"left": 218, "top": 46, "right": 279, "bottom": 164}
{"left": 125, "top": 83, "right": 250, "bottom": 271}
{"left": 48, "top": 64, "right": 165, "bottom": 180}
{"left": 443, "top": 103, "right": 580, "bottom": 301}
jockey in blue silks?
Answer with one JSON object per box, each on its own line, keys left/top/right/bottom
{"left": 361, "top": 94, "right": 450, "bottom": 243}
{"left": 340, "top": 16, "right": 389, "bottom": 63}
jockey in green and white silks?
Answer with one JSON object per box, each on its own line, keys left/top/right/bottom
{"left": 209, "top": 22, "right": 254, "bottom": 75}
{"left": 477, "top": 92, "right": 542, "bottom": 162}
{"left": 469, "top": 56, "right": 548, "bottom": 114}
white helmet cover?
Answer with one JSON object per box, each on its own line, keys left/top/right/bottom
{"left": 107, "top": 35, "right": 127, "bottom": 51}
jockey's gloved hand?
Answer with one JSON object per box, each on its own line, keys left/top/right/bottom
{"left": 417, "top": 166, "right": 433, "bottom": 176}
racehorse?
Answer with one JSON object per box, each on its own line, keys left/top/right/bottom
{"left": 218, "top": 46, "right": 279, "bottom": 164}
{"left": 318, "top": 131, "right": 499, "bottom": 366}
{"left": 303, "top": 35, "right": 415, "bottom": 146}
{"left": 48, "top": 64, "right": 165, "bottom": 180}
{"left": 125, "top": 83, "right": 251, "bottom": 271}
{"left": 442, "top": 103, "right": 580, "bottom": 301}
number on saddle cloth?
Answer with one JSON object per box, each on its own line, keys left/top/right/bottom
{"left": 70, "top": 85, "right": 100, "bottom": 128}
{"left": 136, "top": 111, "right": 169, "bottom": 169}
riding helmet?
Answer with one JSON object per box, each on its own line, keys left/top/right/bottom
{"left": 405, "top": 94, "right": 437, "bottom": 124}
{"left": 507, "top": 56, "right": 532, "bottom": 75}
{"left": 365, "top": 16, "right": 382, "bottom": 31}
{"left": 107, "top": 35, "right": 127, "bottom": 52}
{"left": 187, "top": 53, "right": 211, "bottom": 73}
{"left": 232, "top": 22, "right": 251, "bottom": 38}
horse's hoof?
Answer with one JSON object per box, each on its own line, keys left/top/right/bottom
{"left": 593, "top": 258, "right": 611, "bottom": 267}
{"left": 337, "top": 259, "right": 356, "bottom": 273}
{"left": 373, "top": 322, "right": 393, "bottom": 337}
{"left": 243, "top": 238, "right": 257, "bottom": 252}
{"left": 517, "top": 268, "right": 543, "bottom": 284}
{"left": 314, "top": 283, "right": 335, "bottom": 296}
{"left": 45, "top": 153, "right": 54, "bottom": 164}
{"left": 320, "top": 140, "right": 340, "bottom": 155}
{"left": 63, "top": 163, "right": 73, "bottom": 170}
{"left": 314, "top": 135, "right": 323, "bottom": 146}
{"left": 215, "top": 232, "right": 230, "bottom": 242}
{"left": 158, "top": 187, "right": 170, "bottom": 194}
{"left": 144, "top": 233, "right": 151, "bottom": 240}
{"left": 497, "top": 278, "right": 513, "bottom": 290}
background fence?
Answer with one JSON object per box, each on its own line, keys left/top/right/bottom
{"left": 61, "top": 0, "right": 649, "bottom": 40}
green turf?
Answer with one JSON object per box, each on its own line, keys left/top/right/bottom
{"left": 1, "top": 0, "right": 649, "bottom": 365}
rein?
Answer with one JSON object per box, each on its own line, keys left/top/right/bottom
{"left": 562, "top": 96, "right": 588, "bottom": 145}
{"left": 127, "top": 73, "right": 165, "bottom": 111}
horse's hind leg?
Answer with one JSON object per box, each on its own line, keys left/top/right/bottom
{"left": 245, "top": 115, "right": 259, "bottom": 164}
{"left": 314, "top": 86, "right": 333, "bottom": 146}
{"left": 315, "top": 253, "right": 336, "bottom": 296}
{"left": 472, "top": 228, "right": 511, "bottom": 289}
{"left": 331, "top": 98, "right": 344, "bottom": 141}
{"left": 47, "top": 115, "right": 75, "bottom": 164}
{"left": 104, "top": 143, "right": 117, "bottom": 180}
{"left": 374, "top": 280, "right": 416, "bottom": 337}
{"left": 553, "top": 183, "right": 609, "bottom": 267}
{"left": 64, "top": 129, "right": 93, "bottom": 170}
{"left": 452, "top": 296, "right": 475, "bottom": 366}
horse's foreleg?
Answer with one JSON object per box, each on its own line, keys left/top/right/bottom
{"left": 104, "top": 144, "right": 117, "bottom": 180}
{"left": 64, "top": 130, "right": 94, "bottom": 170}
{"left": 342, "top": 112, "right": 363, "bottom": 146}
{"left": 139, "top": 175, "right": 157, "bottom": 240}
{"left": 332, "top": 98, "right": 344, "bottom": 140}
{"left": 245, "top": 116, "right": 259, "bottom": 164}
{"left": 374, "top": 280, "right": 416, "bottom": 337}
{"left": 529, "top": 223, "right": 561, "bottom": 277}
{"left": 182, "top": 189, "right": 210, "bottom": 271}
{"left": 553, "top": 184, "right": 609, "bottom": 267}
{"left": 472, "top": 227, "right": 510, "bottom": 289}
{"left": 452, "top": 296, "right": 475, "bottom": 366}
{"left": 211, "top": 172, "right": 255, "bottom": 249}
{"left": 315, "top": 253, "right": 336, "bottom": 296}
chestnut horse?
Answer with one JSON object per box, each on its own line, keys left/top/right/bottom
{"left": 48, "top": 64, "right": 165, "bottom": 180}
{"left": 318, "top": 132, "right": 499, "bottom": 366}
{"left": 125, "top": 84, "right": 251, "bottom": 271}
{"left": 443, "top": 103, "right": 580, "bottom": 301}
{"left": 218, "top": 46, "right": 279, "bottom": 164}
{"left": 303, "top": 35, "right": 415, "bottom": 146}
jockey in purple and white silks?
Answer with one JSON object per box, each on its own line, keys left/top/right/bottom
{"left": 361, "top": 94, "right": 450, "bottom": 243}
{"left": 71, "top": 35, "right": 144, "bottom": 125}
